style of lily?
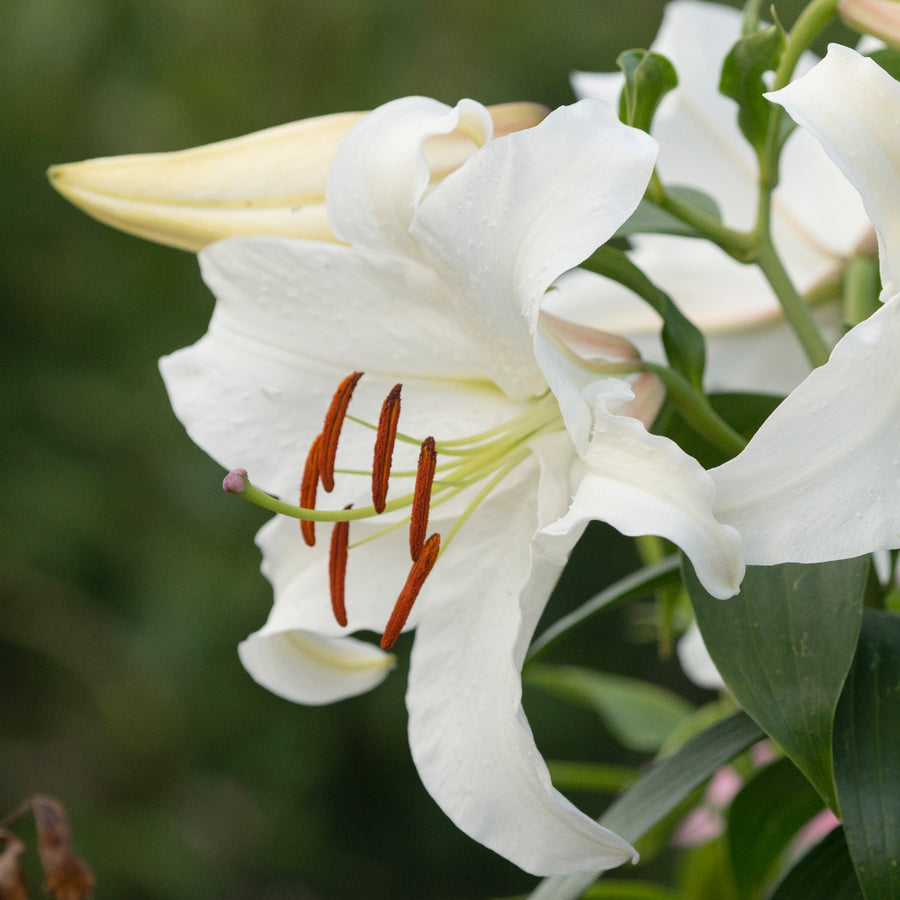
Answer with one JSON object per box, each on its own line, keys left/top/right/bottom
{"left": 47, "top": 102, "right": 547, "bottom": 251}
{"left": 708, "top": 45, "right": 900, "bottom": 564}
{"left": 570, "top": 0, "right": 873, "bottom": 393}
{"left": 147, "top": 95, "right": 760, "bottom": 876}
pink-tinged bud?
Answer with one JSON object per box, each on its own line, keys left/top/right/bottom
{"left": 222, "top": 468, "right": 248, "bottom": 494}
{"left": 839, "top": 0, "right": 900, "bottom": 45}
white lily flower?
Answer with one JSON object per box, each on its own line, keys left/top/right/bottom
{"left": 159, "top": 95, "right": 746, "bottom": 874}
{"left": 570, "top": 0, "right": 872, "bottom": 393}
{"left": 47, "top": 103, "right": 547, "bottom": 252}
{"left": 710, "top": 46, "right": 900, "bottom": 563}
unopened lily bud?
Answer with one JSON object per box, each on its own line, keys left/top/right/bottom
{"left": 839, "top": 0, "right": 900, "bottom": 45}
{"left": 48, "top": 102, "right": 547, "bottom": 252}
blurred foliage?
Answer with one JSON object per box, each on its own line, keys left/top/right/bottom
{"left": 0, "top": 0, "right": 821, "bottom": 897}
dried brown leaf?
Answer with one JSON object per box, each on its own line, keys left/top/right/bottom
{"left": 30, "top": 797, "right": 94, "bottom": 900}
{"left": 0, "top": 829, "right": 28, "bottom": 900}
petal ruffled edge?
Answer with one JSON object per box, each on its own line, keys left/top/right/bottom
{"left": 542, "top": 409, "right": 744, "bottom": 600}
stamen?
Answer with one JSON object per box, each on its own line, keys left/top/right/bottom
{"left": 372, "top": 384, "right": 402, "bottom": 514}
{"left": 319, "top": 371, "right": 363, "bottom": 492}
{"left": 381, "top": 533, "right": 441, "bottom": 650}
{"left": 299, "top": 434, "right": 323, "bottom": 546}
{"left": 409, "top": 436, "right": 437, "bottom": 561}
{"left": 328, "top": 506, "right": 352, "bottom": 628}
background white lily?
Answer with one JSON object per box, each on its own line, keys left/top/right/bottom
{"left": 158, "top": 94, "right": 749, "bottom": 875}
{"left": 710, "top": 45, "right": 900, "bottom": 563}
{"left": 569, "top": 0, "right": 872, "bottom": 393}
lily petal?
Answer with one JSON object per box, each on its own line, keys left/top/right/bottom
{"left": 766, "top": 44, "right": 900, "bottom": 299}
{"left": 239, "top": 626, "right": 395, "bottom": 705}
{"left": 711, "top": 297, "right": 900, "bottom": 564}
{"left": 407, "top": 437, "right": 638, "bottom": 874}
{"left": 326, "top": 97, "right": 494, "bottom": 261}
{"left": 412, "top": 100, "right": 657, "bottom": 348}
{"left": 543, "top": 409, "right": 744, "bottom": 600}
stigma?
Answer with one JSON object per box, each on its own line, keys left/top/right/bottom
{"left": 222, "top": 372, "right": 564, "bottom": 649}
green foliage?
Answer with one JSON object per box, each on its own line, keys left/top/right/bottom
{"left": 526, "top": 665, "right": 693, "bottom": 753}
{"left": 617, "top": 49, "right": 678, "bottom": 132}
{"left": 684, "top": 558, "right": 868, "bottom": 809}
{"left": 833, "top": 610, "right": 900, "bottom": 899}
{"left": 615, "top": 186, "right": 722, "bottom": 240}
{"left": 769, "top": 828, "right": 864, "bottom": 900}
{"left": 726, "top": 757, "right": 828, "bottom": 899}
{"left": 528, "top": 713, "right": 764, "bottom": 900}
{"left": 584, "top": 246, "right": 706, "bottom": 389}
{"left": 719, "top": 24, "right": 786, "bottom": 154}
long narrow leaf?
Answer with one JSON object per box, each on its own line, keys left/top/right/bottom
{"left": 528, "top": 713, "right": 763, "bottom": 900}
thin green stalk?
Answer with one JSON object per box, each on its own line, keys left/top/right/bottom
{"left": 771, "top": 0, "right": 839, "bottom": 93}
{"left": 646, "top": 172, "right": 753, "bottom": 259}
{"left": 755, "top": 238, "right": 831, "bottom": 367}
{"left": 645, "top": 363, "right": 747, "bottom": 457}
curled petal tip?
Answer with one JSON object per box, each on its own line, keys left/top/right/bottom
{"left": 222, "top": 468, "right": 249, "bottom": 494}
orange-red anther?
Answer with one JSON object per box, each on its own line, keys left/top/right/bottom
{"left": 328, "top": 510, "right": 351, "bottom": 628}
{"left": 319, "top": 371, "right": 363, "bottom": 492}
{"left": 299, "top": 433, "right": 323, "bottom": 547}
{"left": 409, "top": 436, "right": 437, "bottom": 561}
{"left": 381, "top": 532, "right": 441, "bottom": 650}
{"left": 372, "top": 384, "right": 402, "bottom": 514}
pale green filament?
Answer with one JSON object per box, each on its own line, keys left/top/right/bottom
{"left": 230, "top": 390, "right": 565, "bottom": 557}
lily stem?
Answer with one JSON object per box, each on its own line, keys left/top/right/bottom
{"left": 645, "top": 363, "right": 747, "bottom": 457}
{"left": 754, "top": 235, "right": 831, "bottom": 368}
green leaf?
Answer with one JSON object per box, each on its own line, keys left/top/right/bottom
{"left": 527, "top": 555, "right": 681, "bottom": 661}
{"left": 526, "top": 665, "right": 693, "bottom": 753}
{"left": 584, "top": 246, "right": 705, "bottom": 389}
{"left": 868, "top": 47, "right": 900, "bottom": 82}
{"left": 769, "top": 827, "right": 864, "bottom": 900}
{"left": 677, "top": 836, "right": 739, "bottom": 900}
{"left": 615, "top": 186, "right": 722, "bottom": 240}
{"left": 832, "top": 609, "right": 900, "bottom": 900}
{"left": 719, "top": 25, "right": 784, "bottom": 152}
{"left": 528, "top": 712, "right": 763, "bottom": 900}
{"left": 726, "top": 757, "right": 828, "bottom": 899}
{"left": 684, "top": 558, "right": 868, "bottom": 810}
{"left": 661, "top": 392, "right": 783, "bottom": 469}
{"left": 617, "top": 49, "right": 678, "bottom": 132}
{"left": 582, "top": 881, "right": 685, "bottom": 900}
{"left": 545, "top": 760, "right": 638, "bottom": 795}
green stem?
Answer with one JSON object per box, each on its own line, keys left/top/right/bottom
{"left": 771, "top": 0, "right": 839, "bottom": 93}
{"left": 754, "top": 238, "right": 830, "bottom": 367}
{"left": 646, "top": 172, "right": 753, "bottom": 259}
{"left": 645, "top": 363, "right": 747, "bottom": 457}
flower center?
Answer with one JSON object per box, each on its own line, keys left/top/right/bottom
{"left": 222, "top": 373, "right": 564, "bottom": 649}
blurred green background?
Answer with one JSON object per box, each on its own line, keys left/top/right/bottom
{"left": 0, "top": 1, "right": 816, "bottom": 897}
